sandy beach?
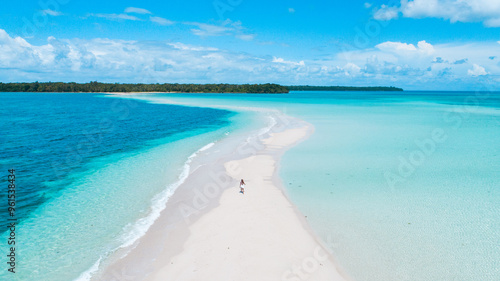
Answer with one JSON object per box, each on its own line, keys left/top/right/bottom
{"left": 94, "top": 112, "right": 348, "bottom": 281}
{"left": 146, "top": 127, "right": 346, "bottom": 281}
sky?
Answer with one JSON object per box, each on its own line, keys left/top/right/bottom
{"left": 0, "top": 0, "right": 499, "bottom": 90}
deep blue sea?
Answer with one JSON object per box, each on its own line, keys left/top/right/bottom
{"left": 0, "top": 92, "right": 232, "bottom": 229}
{"left": 0, "top": 92, "right": 239, "bottom": 280}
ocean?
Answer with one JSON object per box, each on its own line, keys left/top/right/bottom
{"left": 1, "top": 91, "right": 499, "bottom": 281}
{"left": 0, "top": 92, "right": 251, "bottom": 280}
{"left": 278, "top": 92, "right": 500, "bottom": 281}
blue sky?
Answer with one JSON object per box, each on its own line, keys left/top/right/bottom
{"left": 0, "top": 0, "right": 499, "bottom": 90}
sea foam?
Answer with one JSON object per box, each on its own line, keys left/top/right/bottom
{"left": 74, "top": 141, "right": 216, "bottom": 281}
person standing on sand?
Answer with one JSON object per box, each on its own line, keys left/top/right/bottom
{"left": 240, "top": 179, "right": 246, "bottom": 194}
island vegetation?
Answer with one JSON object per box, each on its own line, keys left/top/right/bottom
{"left": 287, "top": 85, "right": 403, "bottom": 91}
{"left": 0, "top": 82, "right": 289, "bottom": 93}
{"left": 0, "top": 82, "right": 404, "bottom": 93}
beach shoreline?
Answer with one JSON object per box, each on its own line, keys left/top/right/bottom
{"left": 91, "top": 100, "right": 349, "bottom": 281}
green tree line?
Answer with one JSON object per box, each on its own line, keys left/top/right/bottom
{"left": 0, "top": 82, "right": 404, "bottom": 93}
{"left": 0, "top": 82, "right": 289, "bottom": 93}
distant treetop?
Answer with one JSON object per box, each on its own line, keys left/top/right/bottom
{"left": 0, "top": 82, "right": 403, "bottom": 93}
{"left": 0, "top": 82, "right": 289, "bottom": 93}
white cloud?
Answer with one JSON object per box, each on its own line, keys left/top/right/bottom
{"left": 188, "top": 22, "right": 231, "bottom": 37}
{"left": 124, "top": 7, "right": 152, "bottom": 15}
{"left": 0, "top": 28, "right": 307, "bottom": 84}
{"left": 343, "top": 62, "right": 361, "bottom": 76}
{"left": 376, "top": 40, "right": 435, "bottom": 55}
{"left": 42, "top": 9, "right": 62, "bottom": 16}
{"left": 289, "top": 8, "right": 295, "bottom": 13}
{"left": 364, "top": 3, "right": 373, "bottom": 9}
{"left": 150, "top": 16, "right": 174, "bottom": 26}
{"left": 484, "top": 17, "right": 500, "bottom": 27}
{"left": 373, "top": 0, "right": 500, "bottom": 27}
{"left": 417, "top": 40, "right": 435, "bottom": 55}
{"left": 373, "top": 5, "right": 399, "bottom": 20}
{"left": 334, "top": 40, "right": 499, "bottom": 89}
{"left": 90, "top": 13, "right": 142, "bottom": 21}
{"left": 272, "top": 56, "right": 305, "bottom": 66}
{"left": 186, "top": 20, "right": 254, "bottom": 41}
{"left": 468, "top": 64, "right": 488, "bottom": 76}
{"left": 0, "top": 28, "right": 498, "bottom": 90}
{"left": 377, "top": 41, "right": 417, "bottom": 52}
{"left": 167, "top": 42, "right": 218, "bottom": 51}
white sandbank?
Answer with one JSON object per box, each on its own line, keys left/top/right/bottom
{"left": 144, "top": 126, "right": 347, "bottom": 281}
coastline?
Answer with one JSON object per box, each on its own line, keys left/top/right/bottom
{"left": 145, "top": 126, "right": 347, "bottom": 281}
{"left": 90, "top": 99, "right": 349, "bottom": 281}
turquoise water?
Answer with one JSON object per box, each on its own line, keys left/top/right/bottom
{"left": 2, "top": 91, "right": 499, "bottom": 281}
{"left": 138, "top": 91, "right": 500, "bottom": 281}
{"left": 0, "top": 93, "right": 253, "bottom": 280}
{"left": 280, "top": 99, "right": 500, "bottom": 281}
